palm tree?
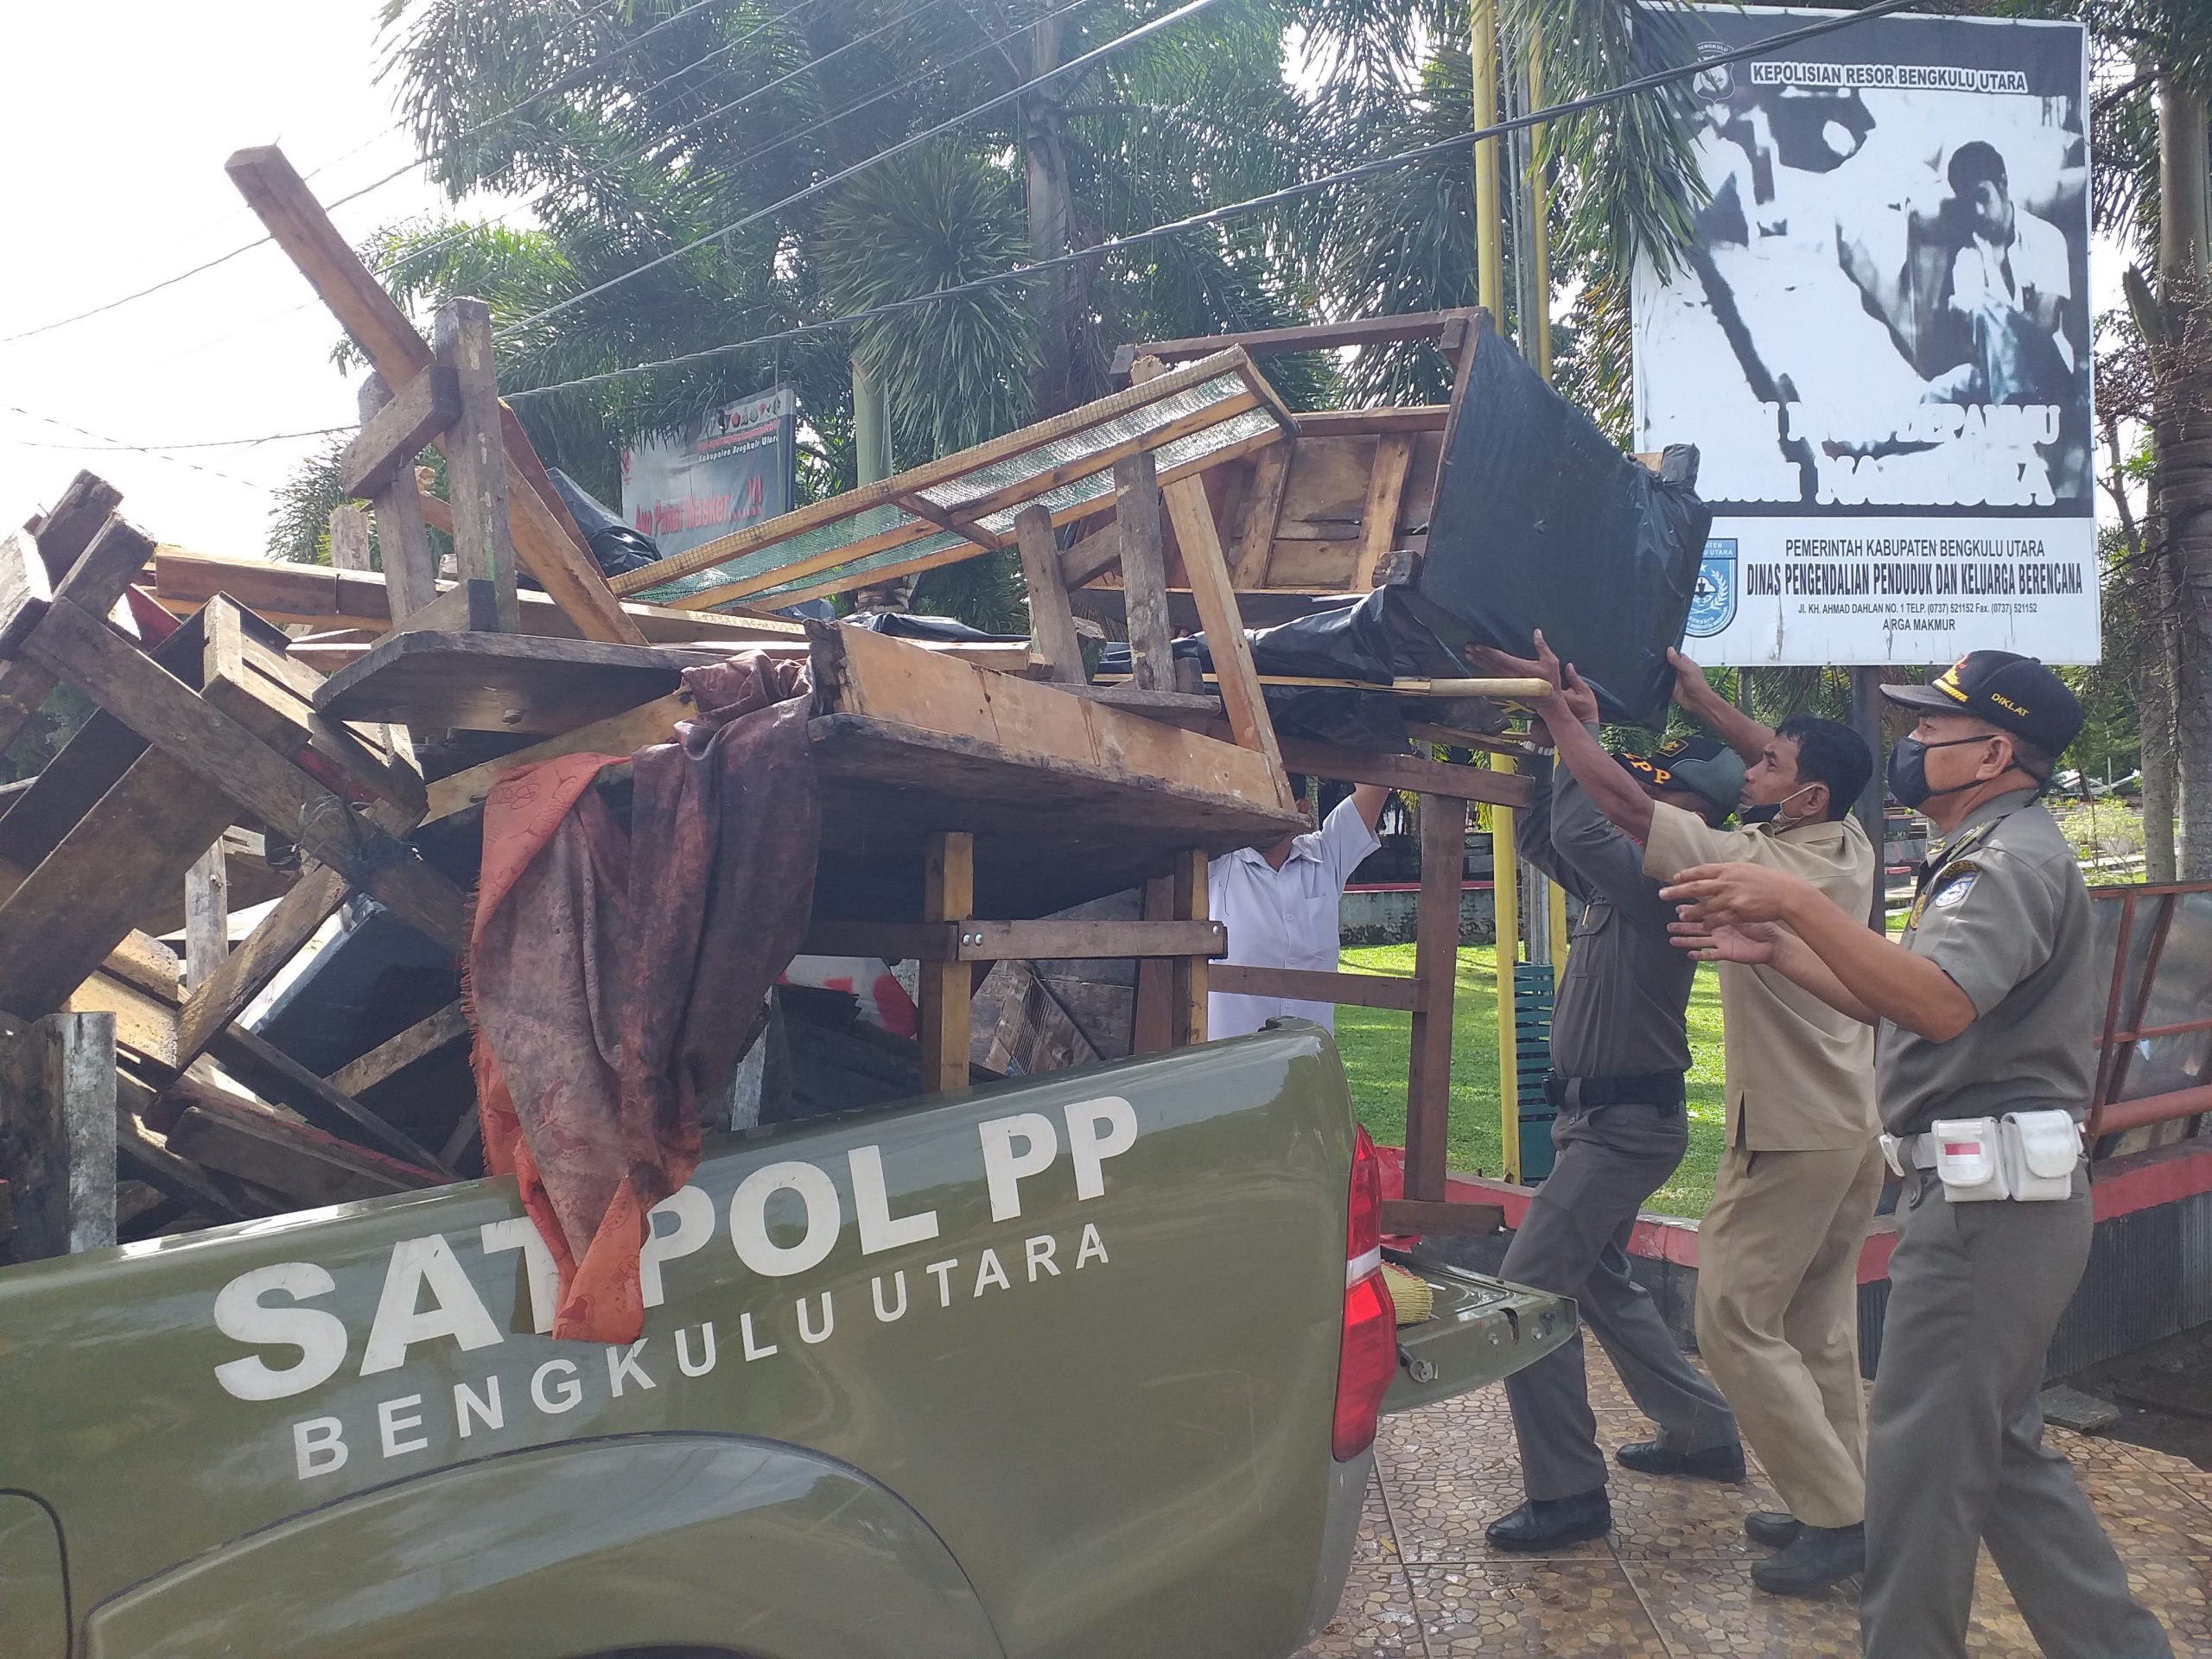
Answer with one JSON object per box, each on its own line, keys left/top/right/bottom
{"left": 273, "top": 0, "right": 1344, "bottom": 624}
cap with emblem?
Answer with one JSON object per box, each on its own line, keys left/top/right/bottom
{"left": 1615, "top": 734, "right": 1746, "bottom": 821}
{"left": 1878, "top": 651, "right": 2083, "bottom": 756}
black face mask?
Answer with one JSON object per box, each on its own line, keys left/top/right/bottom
{"left": 1738, "top": 783, "right": 1816, "bottom": 827}
{"left": 1886, "top": 735, "right": 1991, "bottom": 809}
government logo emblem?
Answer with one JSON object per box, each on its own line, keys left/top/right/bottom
{"left": 1686, "top": 537, "right": 1738, "bottom": 638}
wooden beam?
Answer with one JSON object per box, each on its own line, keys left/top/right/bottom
{"left": 327, "top": 502, "right": 374, "bottom": 575}
{"left": 0, "top": 514, "right": 154, "bottom": 756}
{"left": 1402, "top": 794, "right": 1465, "bottom": 1204}
{"left": 208, "top": 1024, "right": 454, "bottom": 1176}
{"left": 169, "top": 1087, "right": 440, "bottom": 1207}
{"left": 1115, "top": 452, "right": 1176, "bottom": 693}
{"left": 226, "top": 146, "right": 644, "bottom": 646}
{"left": 1014, "top": 504, "right": 1084, "bottom": 684}
{"left": 1157, "top": 471, "right": 1294, "bottom": 810}
{"left": 184, "top": 843, "right": 229, "bottom": 992}
{"left": 1172, "top": 849, "right": 1207, "bottom": 1046}
{"left": 1355, "top": 433, "right": 1416, "bottom": 589}
{"left": 1114, "top": 310, "right": 1477, "bottom": 375}
{"left": 424, "top": 690, "right": 690, "bottom": 822}
{"left": 1230, "top": 441, "right": 1293, "bottom": 588}
{"left": 357, "top": 373, "right": 442, "bottom": 621}
{"left": 0, "top": 1011, "right": 118, "bottom": 1257}
{"left": 1058, "top": 521, "right": 1121, "bottom": 590}
{"left": 1292, "top": 407, "right": 1451, "bottom": 436}
{"left": 918, "top": 832, "right": 974, "bottom": 1095}
{"left": 20, "top": 601, "right": 468, "bottom": 952}
{"left": 1381, "top": 1198, "right": 1505, "bottom": 1237}
{"left": 340, "top": 365, "right": 461, "bottom": 498}
{"left": 198, "top": 596, "right": 429, "bottom": 822}
{"left": 26, "top": 471, "right": 125, "bottom": 586}
{"left": 385, "top": 577, "right": 501, "bottom": 639}
{"left": 800, "top": 918, "right": 1227, "bottom": 963}
{"left": 432, "top": 300, "right": 522, "bottom": 633}
{"left": 1132, "top": 873, "right": 1175, "bottom": 1055}
{"left": 1208, "top": 963, "right": 1424, "bottom": 1012}
{"left": 325, "top": 1001, "right": 470, "bottom": 1098}
{"left": 178, "top": 863, "right": 350, "bottom": 1065}
{"left": 150, "top": 548, "right": 806, "bottom": 645}
{"left": 114, "top": 1087, "right": 252, "bottom": 1224}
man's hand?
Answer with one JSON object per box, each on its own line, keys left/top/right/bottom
{"left": 1659, "top": 861, "right": 1815, "bottom": 927}
{"left": 1468, "top": 630, "right": 1596, "bottom": 725}
{"left": 1668, "top": 917, "right": 1782, "bottom": 965}
{"left": 1667, "top": 648, "right": 1717, "bottom": 715}
{"left": 1556, "top": 660, "right": 1600, "bottom": 728}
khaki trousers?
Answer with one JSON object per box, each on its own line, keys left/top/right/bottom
{"left": 1694, "top": 1138, "right": 1884, "bottom": 1529}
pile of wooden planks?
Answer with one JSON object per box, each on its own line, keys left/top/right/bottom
{"left": 0, "top": 146, "right": 1541, "bottom": 1267}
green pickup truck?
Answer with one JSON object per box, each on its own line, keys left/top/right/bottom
{"left": 0, "top": 1024, "right": 1571, "bottom": 1659}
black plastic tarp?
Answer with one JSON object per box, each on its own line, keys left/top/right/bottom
{"left": 545, "top": 467, "right": 663, "bottom": 579}
{"left": 1094, "top": 587, "right": 1499, "bottom": 750}
{"left": 1410, "top": 313, "right": 1709, "bottom": 727}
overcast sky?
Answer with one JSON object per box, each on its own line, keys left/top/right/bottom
{"left": 0, "top": 2, "right": 516, "bottom": 559}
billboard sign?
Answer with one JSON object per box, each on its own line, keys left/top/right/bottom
{"left": 1632, "top": 7, "right": 2097, "bottom": 665}
{"left": 620, "top": 385, "right": 798, "bottom": 563}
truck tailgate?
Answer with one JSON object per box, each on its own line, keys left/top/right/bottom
{"left": 1380, "top": 1253, "right": 1575, "bottom": 1414}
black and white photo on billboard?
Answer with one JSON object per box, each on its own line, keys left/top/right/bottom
{"left": 1632, "top": 6, "right": 2098, "bottom": 666}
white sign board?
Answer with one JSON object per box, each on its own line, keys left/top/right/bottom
{"left": 1632, "top": 7, "right": 2097, "bottom": 665}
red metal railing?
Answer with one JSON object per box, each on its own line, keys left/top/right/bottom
{"left": 2087, "top": 881, "right": 2212, "bottom": 1141}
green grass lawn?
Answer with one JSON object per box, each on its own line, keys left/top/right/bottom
{"left": 1333, "top": 944, "right": 1727, "bottom": 1217}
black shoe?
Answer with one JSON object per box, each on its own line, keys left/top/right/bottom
{"left": 1615, "top": 1439, "right": 1746, "bottom": 1483}
{"left": 1744, "top": 1510, "right": 1802, "bottom": 1549}
{"left": 1484, "top": 1490, "right": 1613, "bottom": 1552}
{"left": 1751, "top": 1522, "right": 1865, "bottom": 1597}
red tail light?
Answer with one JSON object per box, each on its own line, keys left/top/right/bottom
{"left": 1333, "top": 1126, "right": 1395, "bottom": 1460}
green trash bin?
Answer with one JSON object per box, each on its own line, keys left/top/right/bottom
{"left": 1514, "top": 961, "right": 1557, "bottom": 1182}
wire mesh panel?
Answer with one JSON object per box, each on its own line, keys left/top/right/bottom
{"left": 613, "top": 351, "right": 1289, "bottom": 612}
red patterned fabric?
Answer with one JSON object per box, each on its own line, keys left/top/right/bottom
{"left": 468, "top": 655, "right": 817, "bottom": 1342}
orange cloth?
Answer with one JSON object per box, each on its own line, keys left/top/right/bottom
{"left": 467, "top": 656, "right": 817, "bottom": 1342}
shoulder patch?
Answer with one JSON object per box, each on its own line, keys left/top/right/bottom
{"left": 1929, "top": 860, "right": 1981, "bottom": 910}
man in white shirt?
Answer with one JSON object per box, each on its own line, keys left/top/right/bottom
{"left": 1207, "top": 778, "right": 1391, "bottom": 1039}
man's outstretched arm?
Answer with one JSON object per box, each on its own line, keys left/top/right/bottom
{"left": 1470, "top": 632, "right": 1653, "bottom": 841}
{"left": 1668, "top": 649, "right": 1774, "bottom": 765}
{"left": 1662, "top": 861, "right": 1976, "bottom": 1041}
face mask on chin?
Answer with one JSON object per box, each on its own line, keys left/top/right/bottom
{"left": 1886, "top": 734, "right": 1993, "bottom": 810}
{"left": 1738, "top": 782, "right": 1816, "bottom": 827}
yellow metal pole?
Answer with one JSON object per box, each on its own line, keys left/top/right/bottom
{"left": 1472, "top": 0, "right": 1504, "bottom": 320}
{"left": 1492, "top": 757, "right": 1521, "bottom": 1183}
{"left": 1527, "top": 34, "right": 1554, "bottom": 383}
{"left": 1524, "top": 36, "right": 1570, "bottom": 975}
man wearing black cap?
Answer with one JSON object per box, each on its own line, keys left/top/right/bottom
{"left": 1663, "top": 651, "right": 2176, "bottom": 1659}
{"left": 1484, "top": 667, "right": 1747, "bottom": 1552}
{"left": 1477, "top": 634, "right": 1883, "bottom": 1597}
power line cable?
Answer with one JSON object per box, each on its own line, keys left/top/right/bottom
{"left": 655, "top": 0, "right": 961, "bottom": 149}
{"left": 3, "top": 405, "right": 284, "bottom": 490}
{"left": 499, "top": 0, "right": 1225, "bottom": 339}
{"left": 507, "top": 0, "right": 1923, "bottom": 401}
{"left": 49, "top": 0, "right": 980, "bottom": 372}
{"left": 0, "top": 0, "right": 741, "bottom": 349}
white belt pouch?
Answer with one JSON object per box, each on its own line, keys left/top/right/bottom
{"left": 1928, "top": 1111, "right": 2081, "bottom": 1203}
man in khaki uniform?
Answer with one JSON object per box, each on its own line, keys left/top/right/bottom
{"left": 1480, "top": 635, "right": 1882, "bottom": 1596}
{"left": 1662, "top": 651, "right": 2173, "bottom": 1658}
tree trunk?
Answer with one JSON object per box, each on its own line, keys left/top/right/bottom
{"left": 1023, "top": 6, "right": 1077, "bottom": 418}
{"left": 2138, "top": 646, "right": 2179, "bottom": 883}
{"left": 2158, "top": 77, "right": 2212, "bottom": 877}
{"left": 849, "top": 356, "right": 912, "bottom": 612}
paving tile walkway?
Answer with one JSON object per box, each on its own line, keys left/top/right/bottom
{"left": 1300, "top": 1348, "right": 2212, "bottom": 1657}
